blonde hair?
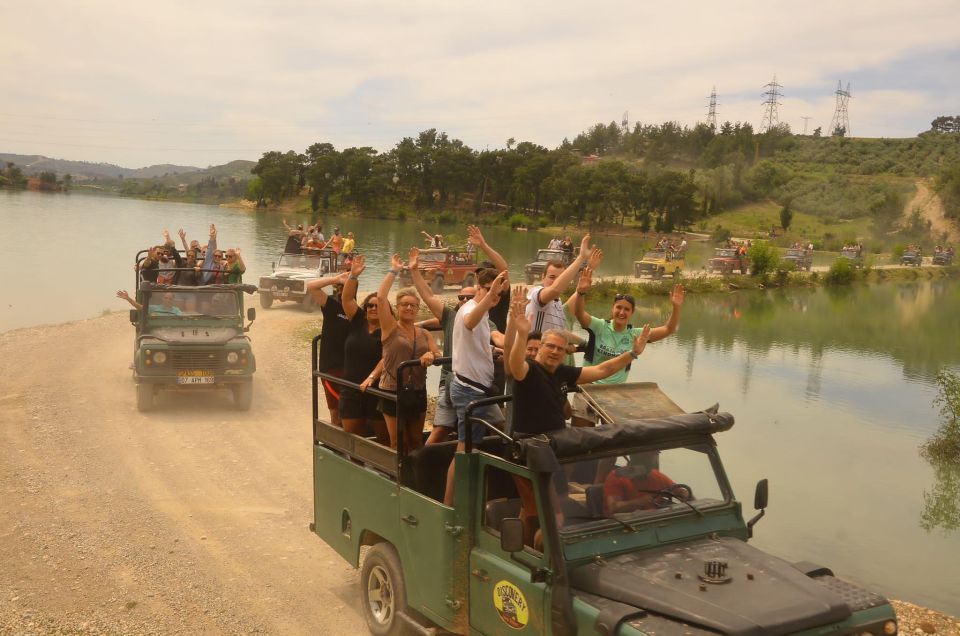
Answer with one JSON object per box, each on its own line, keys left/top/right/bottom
{"left": 541, "top": 329, "right": 569, "bottom": 345}
{"left": 396, "top": 287, "right": 419, "bottom": 305}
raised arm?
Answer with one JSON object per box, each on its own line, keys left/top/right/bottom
{"left": 578, "top": 325, "right": 650, "bottom": 384}
{"left": 467, "top": 225, "right": 508, "bottom": 272}
{"left": 502, "top": 285, "right": 528, "bottom": 378}
{"left": 342, "top": 254, "right": 366, "bottom": 319}
{"left": 178, "top": 228, "right": 189, "bottom": 252}
{"left": 377, "top": 254, "right": 403, "bottom": 340}
{"left": 200, "top": 224, "right": 217, "bottom": 284}
{"left": 464, "top": 270, "right": 508, "bottom": 330}
{"left": 116, "top": 289, "right": 142, "bottom": 311}
{"left": 235, "top": 248, "right": 246, "bottom": 274}
{"left": 570, "top": 266, "right": 594, "bottom": 329}
{"left": 537, "top": 233, "right": 591, "bottom": 304}
{"left": 305, "top": 271, "right": 348, "bottom": 309}
{"left": 508, "top": 292, "right": 532, "bottom": 381}
{"left": 408, "top": 247, "right": 444, "bottom": 320}
{"left": 647, "top": 284, "right": 684, "bottom": 343}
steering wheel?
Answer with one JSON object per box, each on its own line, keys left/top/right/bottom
{"left": 651, "top": 484, "right": 694, "bottom": 508}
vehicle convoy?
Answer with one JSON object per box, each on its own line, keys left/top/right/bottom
{"left": 130, "top": 281, "right": 257, "bottom": 412}
{"left": 398, "top": 247, "right": 478, "bottom": 292}
{"left": 308, "top": 364, "right": 898, "bottom": 636}
{"left": 900, "top": 249, "right": 923, "bottom": 267}
{"left": 839, "top": 247, "right": 864, "bottom": 269}
{"left": 634, "top": 250, "right": 684, "bottom": 279}
{"left": 782, "top": 248, "right": 813, "bottom": 271}
{"left": 525, "top": 248, "right": 579, "bottom": 284}
{"left": 707, "top": 248, "right": 749, "bottom": 275}
{"left": 258, "top": 251, "right": 340, "bottom": 311}
{"left": 933, "top": 249, "right": 954, "bottom": 266}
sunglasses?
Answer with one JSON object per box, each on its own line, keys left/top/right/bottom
{"left": 364, "top": 302, "right": 379, "bottom": 309}
{"left": 614, "top": 293, "right": 635, "bottom": 305}
{"left": 214, "top": 253, "right": 223, "bottom": 258}
{"left": 457, "top": 295, "right": 474, "bottom": 302}
{"left": 398, "top": 301, "right": 419, "bottom": 309}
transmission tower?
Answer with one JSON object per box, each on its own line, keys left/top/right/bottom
{"left": 706, "top": 87, "right": 719, "bottom": 129}
{"left": 829, "top": 81, "right": 852, "bottom": 137}
{"left": 800, "top": 116, "right": 812, "bottom": 135}
{"left": 621, "top": 110, "right": 629, "bottom": 134}
{"left": 759, "top": 75, "right": 783, "bottom": 133}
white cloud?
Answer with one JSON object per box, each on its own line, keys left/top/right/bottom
{"left": 1, "top": 0, "right": 958, "bottom": 166}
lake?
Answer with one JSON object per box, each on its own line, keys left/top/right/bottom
{"left": 2, "top": 189, "right": 959, "bottom": 614}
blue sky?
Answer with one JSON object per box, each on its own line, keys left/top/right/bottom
{"left": 1, "top": 0, "right": 958, "bottom": 168}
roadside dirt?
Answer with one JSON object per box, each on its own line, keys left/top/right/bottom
{"left": 2, "top": 300, "right": 959, "bottom": 635}
{"left": 906, "top": 180, "right": 960, "bottom": 243}
{"left": 0, "top": 305, "right": 366, "bottom": 635}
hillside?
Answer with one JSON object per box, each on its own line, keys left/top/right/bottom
{"left": 0, "top": 153, "right": 201, "bottom": 181}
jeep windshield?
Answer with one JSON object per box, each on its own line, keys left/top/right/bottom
{"left": 536, "top": 250, "right": 561, "bottom": 261}
{"left": 143, "top": 290, "right": 239, "bottom": 320}
{"left": 642, "top": 251, "right": 666, "bottom": 260}
{"left": 277, "top": 253, "right": 333, "bottom": 271}
{"left": 785, "top": 249, "right": 805, "bottom": 257}
{"left": 714, "top": 249, "right": 738, "bottom": 258}
{"left": 418, "top": 251, "right": 448, "bottom": 263}
{"left": 556, "top": 444, "right": 730, "bottom": 537}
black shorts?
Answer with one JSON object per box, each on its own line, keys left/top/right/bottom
{"left": 379, "top": 388, "right": 427, "bottom": 418}
{"left": 339, "top": 386, "right": 382, "bottom": 421}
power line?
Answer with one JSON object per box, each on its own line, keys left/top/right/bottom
{"left": 759, "top": 75, "right": 783, "bottom": 133}
{"left": 706, "top": 86, "right": 719, "bottom": 130}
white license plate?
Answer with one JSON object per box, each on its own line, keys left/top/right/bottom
{"left": 177, "top": 371, "right": 214, "bottom": 385}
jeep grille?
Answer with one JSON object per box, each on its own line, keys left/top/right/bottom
{"left": 170, "top": 351, "right": 225, "bottom": 373}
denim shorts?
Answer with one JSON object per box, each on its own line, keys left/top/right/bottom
{"left": 449, "top": 378, "right": 505, "bottom": 443}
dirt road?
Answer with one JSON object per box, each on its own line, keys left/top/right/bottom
{"left": 0, "top": 306, "right": 366, "bottom": 634}
{"left": 907, "top": 180, "right": 959, "bottom": 243}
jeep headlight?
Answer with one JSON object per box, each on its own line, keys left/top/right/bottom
{"left": 226, "top": 351, "right": 239, "bottom": 364}
{"left": 883, "top": 621, "right": 897, "bottom": 635}
{"left": 152, "top": 351, "right": 167, "bottom": 364}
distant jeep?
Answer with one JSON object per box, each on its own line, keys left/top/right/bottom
{"left": 258, "top": 251, "right": 340, "bottom": 312}
{"left": 900, "top": 249, "right": 923, "bottom": 267}
{"left": 840, "top": 247, "right": 864, "bottom": 268}
{"left": 933, "top": 250, "right": 954, "bottom": 266}
{"left": 524, "top": 248, "right": 578, "bottom": 284}
{"left": 782, "top": 248, "right": 813, "bottom": 271}
{"left": 635, "top": 249, "right": 684, "bottom": 279}
{"left": 398, "top": 248, "right": 478, "bottom": 292}
{"left": 708, "top": 248, "right": 748, "bottom": 274}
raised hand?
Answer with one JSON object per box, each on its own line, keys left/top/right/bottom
{"left": 467, "top": 225, "right": 485, "bottom": 247}
{"left": 632, "top": 324, "right": 652, "bottom": 356}
{"left": 670, "top": 284, "right": 686, "bottom": 307}
{"left": 178, "top": 228, "right": 186, "bottom": 240}
{"left": 408, "top": 246, "right": 420, "bottom": 270}
{"left": 588, "top": 247, "right": 604, "bottom": 270}
{"left": 391, "top": 253, "right": 403, "bottom": 271}
{"left": 162, "top": 228, "right": 170, "bottom": 239}
{"left": 510, "top": 288, "right": 531, "bottom": 332}
{"left": 351, "top": 254, "right": 366, "bottom": 277}
{"left": 490, "top": 270, "right": 509, "bottom": 296}
{"left": 579, "top": 233, "right": 591, "bottom": 256}
{"left": 209, "top": 224, "right": 217, "bottom": 239}
{"left": 576, "top": 267, "right": 593, "bottom": 294}
{"left": 116, "top": 290, "right": 131, "bottom": 301}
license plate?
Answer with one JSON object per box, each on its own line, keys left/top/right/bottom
{"left": 276, "top": 291, "right": 289, "bottom": 299}
{"left": 177, "top": 370, "right": 215, "bottom": 385}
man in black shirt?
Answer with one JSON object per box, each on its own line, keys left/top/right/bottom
{"left": 306, "top": 271, "right": 351, "bottom": 429}
{"left": 507, "top": 290, "right": 651, "bottom": 435}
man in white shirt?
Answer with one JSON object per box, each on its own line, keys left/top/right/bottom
{"left": 526, "top": 233, "right": 591, "bottom": 335}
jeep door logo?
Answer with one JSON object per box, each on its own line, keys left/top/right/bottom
{"left": 493, "top": 580, "right": 528, "bottom": 629}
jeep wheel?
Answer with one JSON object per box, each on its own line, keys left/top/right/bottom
{"left": 461, "top": 273, "right": 476, "bottom": 289}
{"left": 259, "top": 292, "right": 273, "bottom": 309}
{"left": 673, "top": 268, "right": 682, "bottom": 279}
{"left": 302, "top": 293, "right": 316, "bottom": 313}
{"left": 525, "top": 272, "right": 536, "bottom": 285}
{"left": 430, "top": 275, "right": 445, "bottom": 294}
{"left": 654, "top": 267, "right": 664, "bottom": 280}
{"left": 361, "top": 543, "right": 408, "bottom": 636}
{"left": 136, "top": 383, "right": 153, "bottom": 412}
{"left": 233, "top": 383, "right": 253, "bottom": 411}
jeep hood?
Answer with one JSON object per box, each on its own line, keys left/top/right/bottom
{"left": 143, "top": 326, "right": 242, "bottom": 345}
{"left": 270, "top": 269, "right": 316, "bottom": 280}
{"left": 570, "top": 537, "right": 850, "bottom": 635}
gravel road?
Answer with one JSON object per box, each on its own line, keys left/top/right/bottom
{"left": 0, "top": 306, "right": 365, "bottom": 634}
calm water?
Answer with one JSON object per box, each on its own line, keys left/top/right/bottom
{"left": 2, "top": 190, "right": 959, "bottom": 614}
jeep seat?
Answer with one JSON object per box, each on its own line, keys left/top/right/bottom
{"left": 405, "top": 437, "right": 507, "bottom": 502}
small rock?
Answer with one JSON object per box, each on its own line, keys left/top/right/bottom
{"left": 918, "top": 621, "right": 936, "bottom": 634}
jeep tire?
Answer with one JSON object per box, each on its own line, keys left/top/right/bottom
{"left": 233, "top": 383, "right": 253, "bottom": 411}
{"left": 526, "top": 272, "right": 536, "bottom": 284}
{"left": 361, "top": 542, "right": 408, "bottom": 636}
{"left": 136, "top": 383, "right": 153, "bottom": 412}
{"left": 430, "top": 275, "right": 444, "bottom": 294}
{"left": 259, "top": 291, "right": 273, "bottom": 309}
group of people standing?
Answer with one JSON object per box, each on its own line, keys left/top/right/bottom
{"left": 309, "top": 224, "right": 685, "bottom": 507}
{"left": 283, "top": 220, "right": 356, "bottom": 256}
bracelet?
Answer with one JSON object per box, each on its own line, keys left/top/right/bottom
{"left": 577, "top": 290, "right": 588, "bottom": 296}
{"left": 348, "top": 274, "right": 360, "bottom": 281}
{"left": 389, "top": 269, "right": 400, "bottom": 276}
{"left": 629, "top": 351, "right": 639, "bottom": 360}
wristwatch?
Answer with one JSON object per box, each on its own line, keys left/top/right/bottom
{"left": 629, "top": 351, "right": 639, "bottom": 359}
{"left": 348, "top": 274, "right": 360, "bottom": 281}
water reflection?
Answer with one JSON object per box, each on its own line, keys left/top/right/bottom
{"left": 921, "top": 458, "right": 960, "bottom": 533}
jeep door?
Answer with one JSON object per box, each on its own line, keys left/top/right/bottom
{"left": 469, "top": 457, "right": 549, "bottom": 635}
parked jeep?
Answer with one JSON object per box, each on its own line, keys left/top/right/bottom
{"left": 933, "top": 249, "right": 954, "bottom": 266}
{"left": 782, "top": 248, "right": 813, "bottom": 271}
{"left": 308, "top": 369, "right": 899, "bottom": 636}
{"left": 130, "top": 282, "right": 257, "bottom": 412}
{"left": 839, "top": 247, "right": 864, "bottom": 268}
{"left": 398, "top": 248, "right": 478, "bottom": 292}
{"left": 258, "top": 251, "right": 340, "bottom": 312}
{"left": 900, "top": 249, "right": 923, "bottom": 267}
{"left": 634, "top": 249, "right": 684, "bottom": 279}
{"left": 708, "top": 248, "right": 749, "bottom": 274}
{"left": 524, "top": 248, "right": 578, "bottom": 284}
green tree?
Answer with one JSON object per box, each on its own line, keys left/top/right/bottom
{"left": 779, "top": 201, "right": 794, "bottom": 231}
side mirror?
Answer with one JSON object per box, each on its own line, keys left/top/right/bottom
{"left": 754, "top": 478, "right": 769, "bottom": 510}
{"left": 129, "top": 309, "right": 138, "bottom": 324}
{"left": 500, "top": 517, "right": 524, "bottom": 554}
{"left": 747, "top": 478, "right": 768, "bottom": 539}
{"left": 247, "top": 308, "right": 256, "bottom": 322}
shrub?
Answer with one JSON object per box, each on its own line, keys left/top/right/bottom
{"left": 921, "top": 370, "right": 960, "bottom": 463}
{"left": 436, "top": 211, "right": 456, "bottom": 225}
{"left": 710, "top": 225, "right": 732, "bottom": 244}
{"left": 747, "top": 242, "right": 780, "bottom": 276}
{"left": 825, "top": 257, "right": 855, "bottom": 285}
{"left": 507, "top": 213, "right": 533, "bottom": 229}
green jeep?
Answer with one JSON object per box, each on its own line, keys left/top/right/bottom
{"left": 308, "top": 365, "right": 898, "bottom": 636}
{"left": 130, "top": 282, "right": 257, "bottom": 412}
